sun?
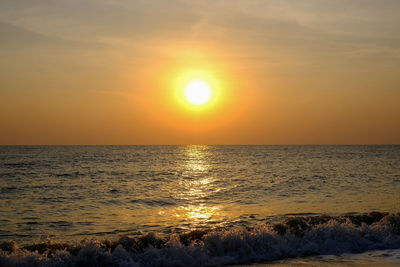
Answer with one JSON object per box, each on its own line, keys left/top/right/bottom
{"left": 184, "top": 80, "right": 211, "bottom": 105}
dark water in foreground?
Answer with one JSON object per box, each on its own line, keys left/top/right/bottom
{"left": 0, "top": 145, "right": 399, "bottom": 266}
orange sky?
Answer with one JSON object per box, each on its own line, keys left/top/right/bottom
{"left": 1, "top": 0, "right": 399, "bottom": 144}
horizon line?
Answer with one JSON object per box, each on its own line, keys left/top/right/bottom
{"left": 1, "top": 144, "right": 399, "bottom": 146}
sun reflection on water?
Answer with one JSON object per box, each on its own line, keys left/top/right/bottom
{"left": 175, "top": 205, "right": 219, "bottom": 221}
{"left": 173, "top": 146, "right": 224, "bottom": 229}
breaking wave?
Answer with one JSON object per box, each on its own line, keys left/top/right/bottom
{"left": 1, "top": 212, "right": 399, "bottom": 267}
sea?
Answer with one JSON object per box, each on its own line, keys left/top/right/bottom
{"left": 0, "top": 145, "right": 399, "bottom": 266}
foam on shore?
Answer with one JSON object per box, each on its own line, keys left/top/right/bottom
{"left": 1, "top": 212, "right": 399, "bottom": 267}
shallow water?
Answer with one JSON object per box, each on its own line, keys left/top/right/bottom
{"left": 254, "top": 249, "right": 400, "bottom": 266}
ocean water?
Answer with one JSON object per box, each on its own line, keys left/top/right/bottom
{"left": 0, "top": 145, "right": 399, "bottom": 266}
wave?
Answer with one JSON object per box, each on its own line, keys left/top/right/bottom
{"left": 1, "top": 212, "right": 399, "bottom": 267}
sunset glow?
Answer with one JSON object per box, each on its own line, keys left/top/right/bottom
{"left": 0, "top": 0, "right": 399, "bottom": 145}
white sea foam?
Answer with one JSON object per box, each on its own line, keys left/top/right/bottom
{"left": 1, "top": 214, "right": 399, "bottom": 267}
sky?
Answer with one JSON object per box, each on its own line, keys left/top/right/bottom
{"left": 0, "top": 0, "right": 399, "bottom": 145}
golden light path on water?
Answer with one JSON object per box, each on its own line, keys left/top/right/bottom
{"left": 170, "top": 146, "right": 225, "bottom": 229}
{"left": 112, "top": 145, "right": 252, "bottom": 236}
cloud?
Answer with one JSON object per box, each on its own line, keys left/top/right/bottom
{"left": 1, "top": 0, "right": 399, "bottom": 70}
{"left": 0, "top": 0, "right": 204, "bottom": 42}
{"left": 1, "top": 0, "right": 399, "bottom": 56}
{"left": 0, "top": 21, "right": 108, "bottom": 52}
{"left": 0, "top": 22, "right": 50, "bottom": 46}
